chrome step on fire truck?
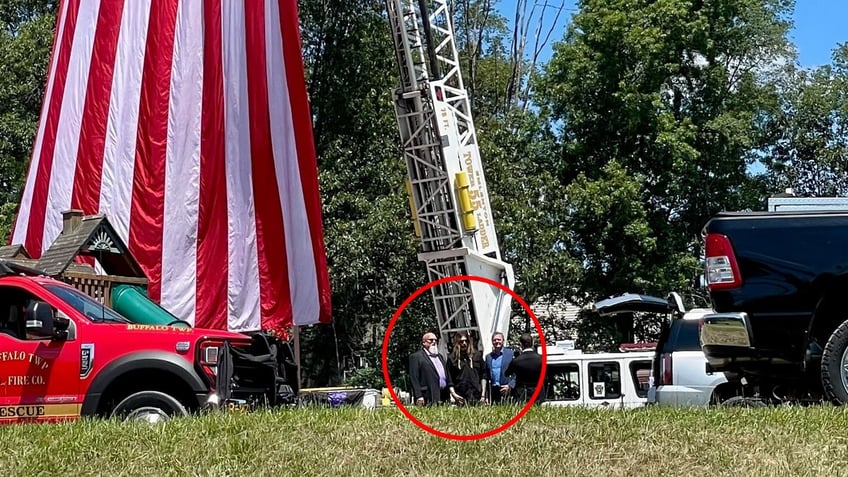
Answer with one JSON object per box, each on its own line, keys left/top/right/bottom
{"left": 384, "top": 0, "right": 515, "bottom": 356}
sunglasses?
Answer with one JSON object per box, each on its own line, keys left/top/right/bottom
{"left": 459, "top": 339, "right": 468, "bottom": 343}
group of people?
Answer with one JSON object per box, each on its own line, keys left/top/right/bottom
{"left": 408, "top": 330, "right": 546, "bottom": 406}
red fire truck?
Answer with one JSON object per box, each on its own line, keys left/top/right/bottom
{"left": 0, "top": 261, "right": 296, "bottom": 424}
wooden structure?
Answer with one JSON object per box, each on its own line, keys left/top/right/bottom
{"left": 5, "top": 210, "right": 148, "bottom": 306}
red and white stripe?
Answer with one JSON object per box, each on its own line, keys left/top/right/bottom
{"left": 11, "top": 0, "right": 332, "bottom": 332}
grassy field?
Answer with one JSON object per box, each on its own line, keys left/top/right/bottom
{"left": 2, "top": 405, "right": 848, "bottom": 476}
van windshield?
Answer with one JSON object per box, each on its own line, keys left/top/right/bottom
{"left": 43, "top": 284, "right": 130, "bottom": 323}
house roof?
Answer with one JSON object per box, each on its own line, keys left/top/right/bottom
{"left": 0, "top": 244, "right": 30, "bottom": 259}
{"left": 36, "top": 213, "right": 145, "bottom": 279}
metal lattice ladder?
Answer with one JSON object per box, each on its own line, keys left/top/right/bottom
{"left": 385, "top": 0, "right": 514, "bottom": 355}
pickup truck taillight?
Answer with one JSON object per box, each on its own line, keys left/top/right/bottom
{"left": 705, "top": 233, "right": 742, "bottom": 290}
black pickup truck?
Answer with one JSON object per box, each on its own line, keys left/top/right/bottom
{"left": 699, "top": 210, "right": 848, "bottom": 405}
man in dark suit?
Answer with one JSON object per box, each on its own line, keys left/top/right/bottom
{"left": 505, "top": 333, "right": 545, "bottom": 405}
{"left": 408, "top": 331, "right": 464, "bottom": 406}
{"left": 484, "top": 332, "right": 516, "bottom": 404}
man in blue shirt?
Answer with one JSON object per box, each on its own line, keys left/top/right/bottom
{"left": 484, "top": 332, "right": 515, "bottom": 403}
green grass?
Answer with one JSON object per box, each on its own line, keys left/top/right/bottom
{"left": 2, "top": 405, "right": 848, "bottom": 476}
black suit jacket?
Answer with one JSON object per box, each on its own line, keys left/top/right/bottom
{"left": 505, "top": 349, "right": 545, "bottom": 404}
{"left": 408, "top": 349, "right": 453, "bottom": 404}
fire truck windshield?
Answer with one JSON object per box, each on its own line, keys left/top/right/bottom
{"left": 42, "top": 284, "right": 130, "bottom": 323}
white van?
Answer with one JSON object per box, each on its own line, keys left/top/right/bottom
{"left": 540, "top": 342, "right": 653, "bottom": 409}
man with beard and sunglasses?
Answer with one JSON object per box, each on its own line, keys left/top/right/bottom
{"left": 409, "top": 332, "right": 464, "bottom": 406}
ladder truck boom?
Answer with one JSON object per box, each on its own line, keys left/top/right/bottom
{"left": 384, "top": 0, "right": 515, "bottom": 356}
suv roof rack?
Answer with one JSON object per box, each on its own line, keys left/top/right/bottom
{"left": 620, "top": 342, "right": 657, "bottom": 352}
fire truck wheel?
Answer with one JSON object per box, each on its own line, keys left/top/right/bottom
{"left": 111, "top": 391, "right": 189, "bottom": 423}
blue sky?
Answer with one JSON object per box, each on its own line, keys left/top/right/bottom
{"left": 791, "top": 1, "right": 846, "bottom": 67}
{"left": 497, "top": 1, "right": 847, "bottom": 68}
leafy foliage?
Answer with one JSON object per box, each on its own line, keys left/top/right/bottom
{"left": 297, "top": 0, "right": 426, "bottom": 385}
{"left": 534, "top": 0, "right": 795, "bottom": 347}
{"left": 344, "top": 365, "right": 384, "bottom": 389}
{"left": 0, "top": 1, "right": 55, "bottom": 241}
{"left": 478, "top": 110, "right": 577, "bottom": 316}
{"left": 761, "top": 43, "right": 848, "bottom": 195}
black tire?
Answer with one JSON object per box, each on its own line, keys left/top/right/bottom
{"left": 709, "top": 392, "right": 722, "bottom": 406}
{"left": 110, "top": 390, "right": 189, "bottom": 423}
{"left": 821, "top": 319, "right": 848, "bottom": 404}
{"left": 720, "top": 396, "right": 767, "bottom": 408}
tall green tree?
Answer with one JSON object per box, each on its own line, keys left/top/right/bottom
{"left": 450, "top": 1, "right": 578, "bottom": 330}
{"left": 0, "top": 1, "right": 56, "bottom": 241}
{"left": 536, "top": 0, "right": 794, "bottom": 347}
{"left": 761, "top": 43, "right": 848, "bottom": 196}
{"left": 297, "top": 0, "right": 434, "bottom": 386}
{"left": 478, "top": 110, "right": 578, "bottom": 322}
{"left": 295, "top": 0, "right": 579, "bottom": 385}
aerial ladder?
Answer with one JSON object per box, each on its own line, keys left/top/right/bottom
{"left": 384, "top": 0, "right": 515, "bottom": 356}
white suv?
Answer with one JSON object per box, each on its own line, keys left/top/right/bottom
{"left": 594, "top": 293, "right": 727, "bottom": 407}
{"left": 648, "top": 307, "right": 726, "bottom": 406}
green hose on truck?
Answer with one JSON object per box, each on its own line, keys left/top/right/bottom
{"left": 111, "top": 285, "right": 192, "bottom": 328}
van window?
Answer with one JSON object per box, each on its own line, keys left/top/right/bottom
{"left": 546, "top": 363, "right": 580, "bottom": 401}
{"left": 587, "top": 362, "right": 621, "bottom": 399}
{"left": 672, "top": 320, "right": 702, "bottom": 351}
{"left": 629, "top": 360, "right": 651, "bottom": 398}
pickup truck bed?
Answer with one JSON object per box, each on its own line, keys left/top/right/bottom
{"left": 700, "top": 210, "right": 848, "bottom": 404}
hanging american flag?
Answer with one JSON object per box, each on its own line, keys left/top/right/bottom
{"left": 10, "top": 0, "right": 332, "bottom": 332}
